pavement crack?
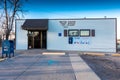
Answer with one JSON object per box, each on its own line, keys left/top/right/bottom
{"left": 14, "top": 55, "right": 41, "bottom": 80}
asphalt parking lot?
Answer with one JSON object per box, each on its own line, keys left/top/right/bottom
{"left": 0, "top": 50, "right": 76, "bottom": 80}
{"left": 0, "top": 50, "right": 100, "bottom": 80}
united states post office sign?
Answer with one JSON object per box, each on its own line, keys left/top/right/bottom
{"left": 73, "top": 37, "right": 91, "bottom": 45}
{"left": 59, "top": 20, "right": 76, "bottom": 28}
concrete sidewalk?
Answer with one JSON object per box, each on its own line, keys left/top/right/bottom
{"left": 69, "top": 53, "right": 100, "bottom": 80}
{"left": 0, "top": 50, "right": 100, "bottom": 80}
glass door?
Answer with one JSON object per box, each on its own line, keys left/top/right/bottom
{"left": 28, "top": 31, "right": 46, "bottom": 49}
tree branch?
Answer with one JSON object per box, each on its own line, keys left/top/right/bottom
{"left": 1, "top": 0, "right": 28, "bottom": 40}
{"left": 4, "top": 0, "right": 9, "bottom": 28}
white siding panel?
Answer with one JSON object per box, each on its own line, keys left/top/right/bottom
{"left": 16, "top": 20, "right": 28, "bottom": 50}
{"left": 47, "top": 19, "right": 116, "bottom": 52}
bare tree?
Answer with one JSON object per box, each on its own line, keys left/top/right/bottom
{"left": 0, "top": 0, "right": 28, "bottom": 40}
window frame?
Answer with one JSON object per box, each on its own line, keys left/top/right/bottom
{"left": 80, "top": 29, "right": 90, "bottom": 37}
{"left": 68, "top": 29, "right": 79, "bottom": 37}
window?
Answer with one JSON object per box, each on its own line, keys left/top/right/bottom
{"left": 67, "top": 29, "right": 95, "bottom": 37}
{"left": 80, "top": 29, "right": 90, "bottom": 37}
{"left": 64, "top": 30, "right": 67, "bottom": 37}
{"left": 91, "top": 29, "right": 95, "bottom": 37}
{"left": 68, "top": 29, "right": 79, "bottom": 36}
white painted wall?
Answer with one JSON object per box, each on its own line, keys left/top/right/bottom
{"left": 15, "top": 18, "right": 116, "bottom": 52}
{"left": 47, "top": 19, "right": 116, "bottom": 52}
{"left": 16, "top": 19, "right": 28, "bottom": 50}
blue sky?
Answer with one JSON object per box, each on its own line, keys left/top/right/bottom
{"left": 24, "top": 0, "right": 120, "bottom": 39}
{"left": 26, "top": 0, "right": 120, "bottom": 11}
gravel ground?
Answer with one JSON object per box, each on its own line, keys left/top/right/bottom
{"left": 81, "top": 55, "right": 120, "bottom": 80}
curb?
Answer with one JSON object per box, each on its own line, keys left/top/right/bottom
{"left": 42, "top": 52, "right": 65, "bottom": 55}
{"left": 83, "top": 53, "right": 105, "bottom": 56}
{"left": 0, "top": 58, "right": 6, "bottom": 62}
{"left": 82, "top": 52, "right": 120, "bottom": 57}
{"left": 112, "top": 54, "right": 120, "bottom": 57}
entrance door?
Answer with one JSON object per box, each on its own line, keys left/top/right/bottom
{"left": 28, "top": 31, "right": 47, "bottom": 49}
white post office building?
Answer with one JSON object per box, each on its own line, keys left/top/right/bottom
{"left": 15, "top": 18, "right": 117, "bottom": 52}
